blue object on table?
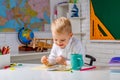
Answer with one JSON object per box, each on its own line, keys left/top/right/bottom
{"left": 110, "top": 57, "right": 120, "bottom": 63}
{"left": 109, "top": 57, "right": 120, "bottom": 66}
{"left": 70, "top": 54, "right": 84, "bottom": 70}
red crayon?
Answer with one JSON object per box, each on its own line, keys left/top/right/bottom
{"left": 1, "top": 46, "right": 5, "bottom": 55}
{"left": 5, "top": 46, "right": 10, "bottom": 54}
{"left": 0, "top": 48, "right": 2, "bottom": 55}
{"left": 80, "top": 66, "right": 96, "bottom": 71}
{"left": 3, "top": 65, "right": 10, "bottom": 69}
{"left": 2, "top": 46, "right": 10, "bottom": 55}
{"left": 3, "top": 47, "right": 7, "bottom": 55}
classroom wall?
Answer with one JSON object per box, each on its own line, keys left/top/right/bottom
{"left": 0, "top": 0, "right": 120, "bottom": 66}
{"left": 80, "top": 0, "right": 120, "bottom": 66}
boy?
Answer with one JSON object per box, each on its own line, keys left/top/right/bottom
{"left": 41, "top": 17, "right": 85, "bottom": 66}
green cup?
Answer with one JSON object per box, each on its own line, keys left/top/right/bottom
{"left": 70, "top": 54, "right": 84, "bottom": 70}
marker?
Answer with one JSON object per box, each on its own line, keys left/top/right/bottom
{"left": 5, "top": 46, "right": 10, "bottom": 54}
{"left": 0, "top": 49, "right": 2, "bottom": 55}
{"left": 80, "top": 66, "right": 96, "bottom": 71}
{"left": 70, "top": 69, "right": 73, "bottom": 73}
{"left": 2, "top": 46, "right": 10, "bottom": 55}
{"left": 10, "top": 63, "right": 17, "bottom": 67}
{"left": 2, "top": 47, "right": 7, "bottom": 55}
{"left": 3, "top": 65, "right": 10, "bottom": 69}
{"left": 1, "top": 46, "right": 5, "bottom": 55}
{"left": 18, "top": 63, "right": 23, "bottom": 66}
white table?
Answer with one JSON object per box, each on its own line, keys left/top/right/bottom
{"left": 0, "top": 63, "right": 119, "bottom": 80}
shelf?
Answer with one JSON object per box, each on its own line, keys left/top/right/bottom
{"left": 74, "top": 32, "right": 86, "bottom": 36}
{"left": 56, "top": 3, "right": 81, "bottom": 18}
{"left": 11, "top": 51, "right": 50, "bottom": 63}
{"left": 56, "top": 2, "right": 85, "bottom": 40}
{"left": 11, "top": 51, "right": 50, "bottom": 57}
{"left": 57, "top": 2, "right": 68, "bottom": 7}
{"left": 69, "top": 17, "right": 85, "bottom": 19}
{"left": 90, "top": 40, "right": 120, "bottom": 43}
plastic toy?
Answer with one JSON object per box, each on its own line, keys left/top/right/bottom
{"left": 71, "top": 4, "right": 79, "bottom": 17}
{"left": 32, "top": 38, "right": 53, "bottom": 52}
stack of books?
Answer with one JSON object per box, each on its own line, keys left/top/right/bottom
{"left": 109, "top": 57, "right": 120, "bottom": 73}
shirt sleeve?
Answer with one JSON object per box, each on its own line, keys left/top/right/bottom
{"left": 48, "top": 43, "right": 57, "bottom": 65}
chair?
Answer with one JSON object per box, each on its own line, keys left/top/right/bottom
{"left": 85, "top": 54, "right": 96, "bottom": 66}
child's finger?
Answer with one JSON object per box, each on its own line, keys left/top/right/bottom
{"left": 63, "top": 61, "right": 67, "bottom": 65}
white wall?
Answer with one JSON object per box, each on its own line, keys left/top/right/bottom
{"left": 0, "top": 0, "right": 120, "bottom": 66}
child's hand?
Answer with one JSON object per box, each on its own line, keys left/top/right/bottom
{"left": 56, "top": 56, "right": 67, "bottom": 65}
{"left": 41, "top": 56, "right": 49, "bottom": 65}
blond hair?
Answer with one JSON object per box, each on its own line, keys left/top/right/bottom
{"left": 51, "top": 17, "right": 72, "bottom": 34}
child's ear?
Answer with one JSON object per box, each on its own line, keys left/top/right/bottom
{"left": 69, "top": 33, "right": 73, "bottom": 37}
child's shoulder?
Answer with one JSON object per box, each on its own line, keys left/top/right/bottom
{"left": 72, "top": 37, "right": 82, "bottom": 43}
{"left": 71, "top": 37, "right": 82, "bottom": 46}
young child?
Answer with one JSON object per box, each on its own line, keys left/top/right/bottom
{"left": 41, "top": 17, "right": 85, "bottom": 66}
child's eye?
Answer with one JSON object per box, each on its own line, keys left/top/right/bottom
{"left": 54, "top": 39, "right": 57, "bottom": 41}
{"left": 61, "top": 39, "right": 65, "bottom": 42}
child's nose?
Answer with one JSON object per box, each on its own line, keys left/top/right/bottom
{"left": 57, "top": 41, "right": 62, "bottom": 44}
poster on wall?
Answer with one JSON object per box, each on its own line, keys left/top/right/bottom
{"left": 0, "top": 0, "right": 50, "bottom": 32}
{"left": 90, "top": 0, "right": 120, "bottom": 40}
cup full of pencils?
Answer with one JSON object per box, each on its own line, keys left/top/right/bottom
{"left": 0, "top": 46, "right": 10, "bottom": 69}
{"left": 0, "top": 46, "right": 10, "bottom": 55}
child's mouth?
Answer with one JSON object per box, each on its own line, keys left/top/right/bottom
{"left": 59, "top": 44, "right": 64, "bottom": 47}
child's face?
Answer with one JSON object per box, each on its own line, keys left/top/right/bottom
{"left": 52, "top": 31, "right": 72, "bottom": 49}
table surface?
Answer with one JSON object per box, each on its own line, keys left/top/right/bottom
{"left": 0, "top": 63, "right": 119, "bottom": 80}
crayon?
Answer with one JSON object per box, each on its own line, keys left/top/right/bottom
{"left": 0, "top": 48, "right": 2, "bottom": 55}
{"left": 5, "top": 46, "right": 10, "bottom": 54}
{"left": 1, "top": 46, "right": 5, "bottom": 55}
{"left": 10, "top": 63, "right": 17, "bottom": 67}
{"left": 2, "top": 46, "right": 10, "bottom": 55}
{"left": 80, "top": 66, "right": 96, "bottom": 71}
{"left": 3, "top": 65, "right": 10, "bottom": 69}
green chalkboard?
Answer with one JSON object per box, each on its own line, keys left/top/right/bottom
{"left": 91, "top": 0, "right": 120, "bottom": 40}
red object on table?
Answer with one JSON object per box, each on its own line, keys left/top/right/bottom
{"left": 80, "top": 66, "right": 96, "bottom": 71}
{"left": 3, "top": 65, "right": 10, "bottom": 69}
